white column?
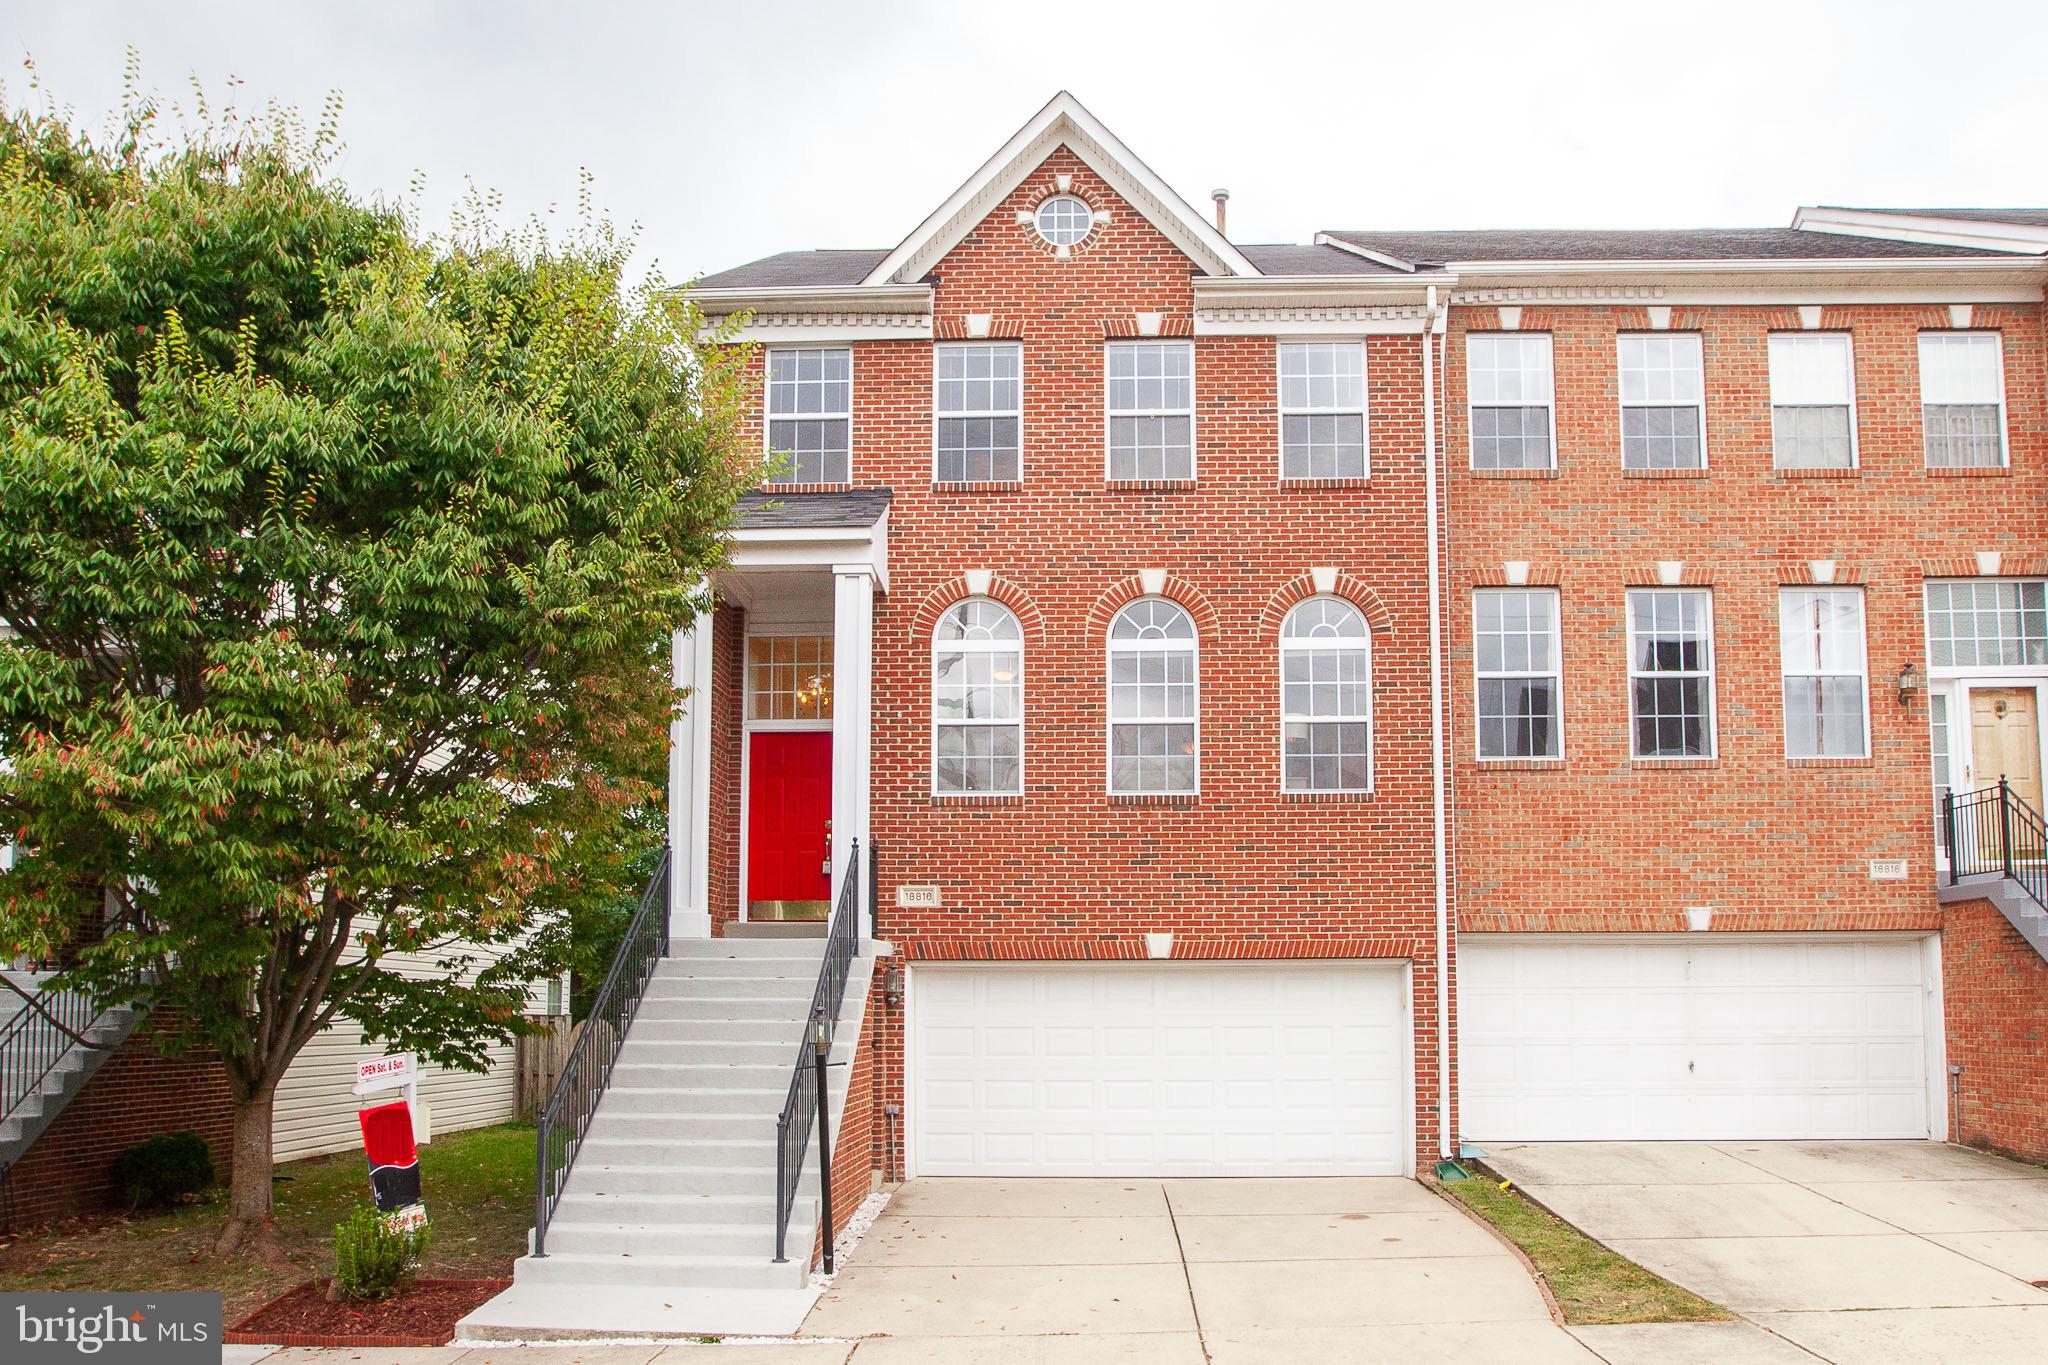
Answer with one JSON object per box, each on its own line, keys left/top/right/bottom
{"left": 667, "top": 613, "right": 715, "bottom": 941}
{"left": 831, "top": 566, "right": 875, "bottom": 899}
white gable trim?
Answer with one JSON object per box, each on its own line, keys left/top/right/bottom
{"left": 1791, "top": 207, "right": 2048, "bottom": 257}
{"left": 863, "top": 92, "right": 1259, "bottom": 286}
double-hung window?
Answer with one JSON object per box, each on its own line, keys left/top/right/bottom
{"left": 1468, "top": 334, "right": 1555, "bottom": 470}
{"left": 1925, "top": 579, "right": 2048, "bottom": 667}
{"left": 1769, "top": 333, "right": 1858, "bottom": 469}
{"left": 1279, "top": 598, "right": 1372, "bottom": 792}
{"left": 936, "top": 343, "right": 1021, "bottom": 482}
{"left": 766, "top": 347, "right": 851, "bottom": 483}
{"left": 1278, "top": 342, "right": 1367, "bottom": 479}
{"left": 1107, "top": 598, "right": 1198, "bottom": 793}
{"left": 1618, "top": 333, "right": 1705, "bottom": 469}
{"left": 1474, "top": 588, "right": 1562, "bottom": 759}
{"left": 1107, "top": 342, "right": 1194, "bottom": 480}
{"left": 1779, "top": 588, "right": 1869, "bottom": 758}
{"left": 1627, "top": 588, "right": 1715, "bottom": 758}
{"left": 932, "top": 599, "right": 1023, "bottom": 794}
{"left": 1919, "top": 332, "right": 2007, "bottom": 468}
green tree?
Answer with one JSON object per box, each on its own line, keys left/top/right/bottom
{"left": 0, "top": 90, "right": 754, "bottom": 1249}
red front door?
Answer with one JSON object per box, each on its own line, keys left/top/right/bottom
{"left": 748, "top": 731, "right": 832, "bottom": 913}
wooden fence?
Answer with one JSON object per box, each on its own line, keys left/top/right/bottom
{"left": 515, "top": 1016, "right": 579, "bottom": 1120}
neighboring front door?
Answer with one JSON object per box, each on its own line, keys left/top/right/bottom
{"left": 748, "top": 731, "right": 832, "bottom": 921}
{"left": 1969, "top": 687, "right": 2043, "bottom": 810}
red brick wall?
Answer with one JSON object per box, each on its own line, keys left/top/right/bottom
{"left": 707, "top": 603, "right": 746, "bottom": 931}
{"left": 1444, "top": 302, "right": 2048, "bottom": 935}
{"left": 720, "top": 148, "right": 1449, "bottom": 1168}
{"left": 817, "top": 974, "right": 885, "bottom": 1265}
{"left": 1943, "top": 897, "right": 2048, "bottom": 1160}
{"left": 6, "top": 1011, "right": 234, "bottom": 1229}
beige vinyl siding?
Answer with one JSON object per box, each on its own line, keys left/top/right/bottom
{"left": 271, "top": 932, "right": 558, "bottom": 1163}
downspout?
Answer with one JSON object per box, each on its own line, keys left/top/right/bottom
{"left": 1421, "top": 283, "right": 1452, "bottom": 1161}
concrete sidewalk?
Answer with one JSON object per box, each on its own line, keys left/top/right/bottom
{"left": 1486, "top": 1139, "right": 2048, "bottom": 1364}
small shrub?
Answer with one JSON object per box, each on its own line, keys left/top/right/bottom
{"left": 110, "top": 1131, "right": 215, "bottom": 1211}
{"left": 331, "top": 1204, "right": 431, "bottom": 1301}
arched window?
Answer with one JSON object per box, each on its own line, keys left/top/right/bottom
{"left": 1280, "top": 597, "right": 1372, "bottom": 792}
{"left": 933, "top": 599, "right": 1022, "bottom": 794}
{"left": 1108, "top": 598, "right": 1198, "bottom": 794}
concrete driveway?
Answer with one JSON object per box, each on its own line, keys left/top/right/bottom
{"left": 801, "top": 1176, "right": 1599, "bottom": 1362}
{"left": 1486, "top": 1140, "right": 2048, "bottom": 1364}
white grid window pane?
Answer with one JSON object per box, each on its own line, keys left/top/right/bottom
{"left": 1919, "top": 332, "right": 2005, "bottom": 468}
{"left": 1035, "top": 195, "right": 1092, "bottom": 246}
{"left": 1108, "top": 343, "right": 1194, "bottom": 480}
{"left": 746, "top": 635, "right": 834, "bottom": 722}
{"left": 933, "top": 599, "right": 1022, "bottom": 795}
{"left": 1628, "top": 588, "right": 1714, "bottom": 758}
{"left": 1618, "top": 334, "right": 1704, "bottom": 470}
{"left": 1925, "top": 579, "right": 2048, "bottom": 668}
{"left": 767, "top": 348, "right": 851, "bottom": 483}
{"left": 1279, "top": 343, "right": 1367, "bottom": 478}
{"left": 937, "top": 344, "right": 1022, "bottom": 482}
{"left": 1779, "top": 588, "right": 1867, "bottom": 758}
{"left": 1475, "top": 589, "right": 1561, "bottom": 759}
{"left": 1468, "top": 334, "right": 1554, "bottom": 470}
{"left": 1280, "top": 597, "right": 1371, "bottom": 793}
{"left": 1109, "top": 598, "right": 1198, "bottom": 793}
{"left": 1770, "top": 334, "right": 1857, "bottom": 468}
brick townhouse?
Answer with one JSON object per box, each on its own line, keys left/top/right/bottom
{"left": 467, "top": 95, "right": 2048, "bottom": 1324}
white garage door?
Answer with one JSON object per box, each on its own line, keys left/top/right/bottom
{"left": 1460, "top": 936, "right": 1934, "bottom": 1141}
{"left": 912, "top": 964, "right": 1409, "bottom": 1176}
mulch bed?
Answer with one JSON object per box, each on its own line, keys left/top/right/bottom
{"left": 225, "top": 1277, "right": 511, "bottom": 1347}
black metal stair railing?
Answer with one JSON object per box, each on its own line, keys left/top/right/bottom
{"left": 0, "top": 977, "right": 123, "bottom": 1128}
{"left": 773, "top": 838, "right": 861, "bottom": 1269}
{"left": 532, "top": 846, "right": 671, "bottom": 1258}
{"left": 1943, "top": 778, "right": 2048, "bottom": 911}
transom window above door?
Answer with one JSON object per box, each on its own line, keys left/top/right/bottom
{"left": 1925, "top": 579, "right": 2048, "bottom": 668}
{"left": 747, "top": 635, "right": 834, "bottom": 722}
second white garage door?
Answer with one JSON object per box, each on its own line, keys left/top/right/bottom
{"left": 1460, "top": 935, "right": 1936, "bottom": 1142}
{"left": 911, "top": 963, "right": 1409, "bottom": 1177}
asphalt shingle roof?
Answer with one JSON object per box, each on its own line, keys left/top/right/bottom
{"left": 1319, "top": 228, "right": 2011, "bottom": 265}
{"left": 736, "top": 488, "right": 893, "bottom": 530}
{"left": 696, "top": 249, "right": 890, "bottom": 291}
{"left": 1236, "top": 243, "right": 1418, "bottom": 275}
{"left": 1826, "top": 207, "right": 2048, "bottom": 227}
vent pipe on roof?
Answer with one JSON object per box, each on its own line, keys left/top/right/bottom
{"left": 1210, "top": 188, "right": 1230, "bottom": 235}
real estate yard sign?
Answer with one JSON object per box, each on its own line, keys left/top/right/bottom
{"left": 354, "top": 1054, "right": 427, "bottom": 1227}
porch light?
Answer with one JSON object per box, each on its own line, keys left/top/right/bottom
{"left": 1896, "top": 663, "right": 1925, "bottom": 705}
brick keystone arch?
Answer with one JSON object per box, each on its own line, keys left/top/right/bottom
{"left": 907, "top": 572, "right": 1048, "bottom": 646}
{"left": 1085, "top": 573, "right": 1221, "bottom": 640}
{"left": 1258, "top": 572, "right": 1394, "bottom": 642}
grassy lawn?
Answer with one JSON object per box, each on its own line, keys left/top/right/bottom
{"left": 0, "top": 1121, "right": 533, "bottom": 1322}
{"left": 1441, "top": 1172, "right": 1729, "bottom": 1325}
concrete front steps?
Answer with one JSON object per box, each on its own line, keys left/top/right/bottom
{"left": 459, "top": 936, "right": 881, "bottom": 1340}
{"left": 0, "top": 974, "right": 141, "bottom": 1169}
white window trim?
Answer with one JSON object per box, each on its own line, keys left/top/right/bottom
{"left": 932, "top": 341, "right": 1025, "bottom": 484}
{"left": 1778, "top": 586, "right": 1872, "bottom": 760}
{"left": 1277, "top": 597, "right": 1375, "bottom": 794}
{"left": 1466, "top": 332, "right": 1558, "bottom": 472}
{"left": 1104, "top": 340, "right": 1197, "bottom": 482}
{"left": 1768, "top": 331, "right": 1861, "bottom": 470}
{"left": 764, "top": 345, "right": 854, "bottom": 484}
{"left": 930, "top": 599, "right": 1025, "bottom": 797}
{"left": 1616, "top": 332, "right": 1708, "bottom": 471}
{"left": 1473, "top": 587, "right": 1564, "bottom": 762}
{"left": 1276, "top": 339, "right": 1370, "bottom": 480}
{"left": 1105, "top": 597, "right": 1200, "bottom": 796}
{"left": 1918, "top": 330, "right": 2009, "bottom": 470}
{"left": 1625, "top": 587, "right": 1718, "bottom": 760}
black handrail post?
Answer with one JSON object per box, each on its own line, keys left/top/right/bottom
{"left": 533, "top": 1112, "right": 550, "bottom": 1257}
{"left": 773, "top": 1113, "right": 790, "bottom": 1263}
{"left": 2001, "top": 776, "right": 2014, "bottom": 879}
{"left": 850, "top": 838, "right": 862, "bottom": 953}
{"left": 1942, "top": 789, "right": 1959, "bottom": 886}
{"left": 812, "top": 1004, "right": 836, "bottom": 1276}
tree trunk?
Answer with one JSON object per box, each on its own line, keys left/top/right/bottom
{"left": 215, "top": 1087, "right": 279, "bottom": 1254}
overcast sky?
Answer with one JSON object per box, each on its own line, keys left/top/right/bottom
{"left": 5, "top": 1, "right": 2044, "bottom": 283}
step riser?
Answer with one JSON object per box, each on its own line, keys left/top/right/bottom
{"left": 635, "top": 999, "right": 815, "bottom": 1022}
{"left": 579, "top": 1141, "right": 776, "bottom": 1168}
{"left": 566, "top": 1167, "right": 775, "bottom": 1196}
{"left": 614, "top": 1066, "right": 791, "bottom": 1090}
{"left": 583, "top": 1114, "right": 774, "bottom": 1140}
{"left": 591, "top": 1089, "right": 784, "bottom": 1117}
{"left": 552, "top": 1194, "right": 791, "bottom": 1225}
{"left": 643, "top": 982, "right": 819, "bottom": 1003}
{"left": 630, "top": 1019, "right": 801, "bottom": 1041}
{"left": 516, "top": 1255, "right": 807, "bottom": 1291}
{"left": 651, "top": 959, "right": 828, "bottom": 979}
{"left": 542, "top": 1222, "right": 807, "bottom": 1258}
{"left": 617, "top": 1041, "right": 796, "bottom": 1065}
